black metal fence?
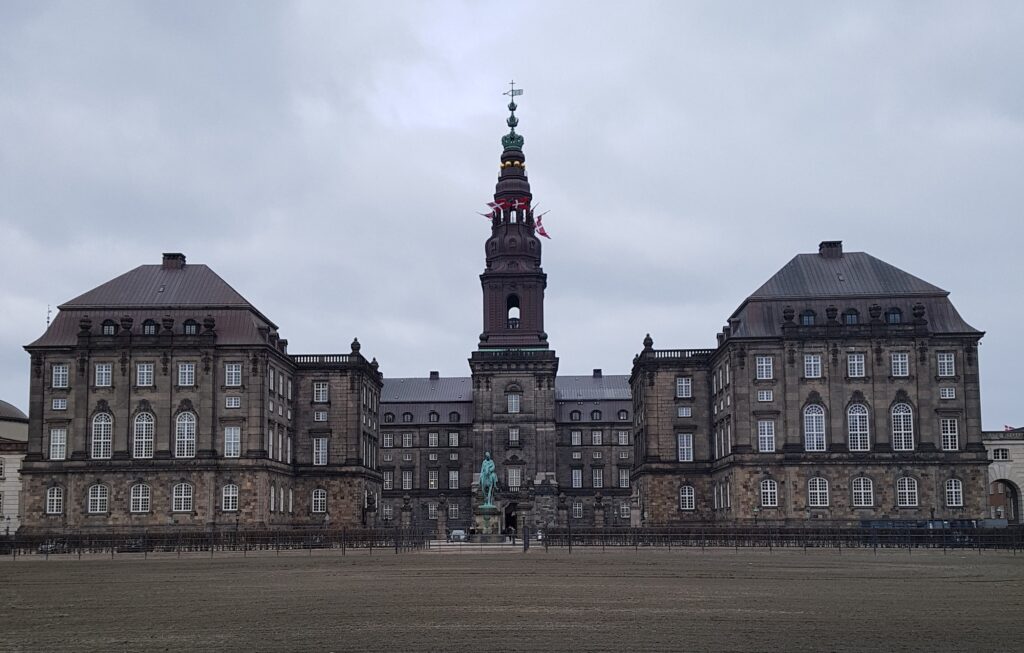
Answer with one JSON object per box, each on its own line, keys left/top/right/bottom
{"left": 541, "top": 526, "right": 1024, "bottom": 552}
{"left": 0, "top": 528, "right": 432, "bottom": 558}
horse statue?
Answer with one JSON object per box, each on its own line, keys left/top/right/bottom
{"left": 479, "top": 451, "right": 497, "bottom": 508}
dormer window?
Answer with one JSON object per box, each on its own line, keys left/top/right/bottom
{"left": 183, "top": 320, "right": 199, "bottom": 335}
{"left": 885, "top": 308, "right": 903, "bottom": 324}
{"left": 618, "top": 410, "right": 629, "bottom": 421}
{"left": 101, "top": 320, "right": 117, "bottom": 336}
{"left": 384, "top": 412, "right": 395, "bottom": 423}
{"left": 591, "top": 410, "right": 602, "bottom": 421}
{"left": 428, "top": 411, "right": 439, "bottom": 423}
{"left": 402, "top": 412, "right": 413, "bottom": 423}
{"left": 142, "top": 319, "right": 157, "bottom": 335}
{"left": 449, "top": 411, "right": 460, "bottom": 423}
{"left": 842, "top": 310, "right": 859, "bottom": 325}
{"left": 800, "top": 310, "right": 816, "bottom": 326}
{"left": 570, "top": 410, "right": 581, "bottom": 422}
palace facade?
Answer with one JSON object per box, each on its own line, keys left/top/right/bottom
{"left": 18, "top": 102, "right": 990, "bottom": 533}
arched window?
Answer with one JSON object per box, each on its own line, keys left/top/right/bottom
{"left": 885, "top": 308, "right": 903, "bottom": 324}
{"left": 800, "top": 310, "right": 816, "bottom": 326}
{"left": 852, "top": 477, "right": 873, "bottom": 507}
{"left": 760, "top": 479, "right": 778, "bottom": 507}
{"left": 222, "top": 484, "right": 239, "bottom": 512}
{"left": 311, "top": 488, "right": 327, "bottom": 513}
{"left": 847, "top": 404, "right": 870, "bottom": 451}
{"left": 428, "top": 411, "right": 439, "bottom": 423}
{"left": 679, "top": 485, "right": 695, "bottom": 510}
{"left": 142, "top": 319, "right": 158, "bottom": 335}
{"left": 590, "top": 410, "right": 602, "bottom": 421}
{"left": 101, "top": 320, "right": 117, "bottom": 336}
{"left": 402, "top": 412, "right": 413, "bottom": 423}
{"left": 270, "top": 484, "right": 276, "bottom": 512}
{"left": 803, "top": 405, "right": 826, "bottom": 451}
{"left": 91, "top": 413, "right": 113, "bottom": 459}
{"left": 842, "top": 309, "right": 859, "bottom": 325}
{"left": 807, "top": 477, "right": 829, "bottom": 507}
{"left": 449, "top": 411, "right": 460, "bottom": 423}
{"left": 384, "top": 413, "right": 395, "bottom": 423}
{"left": 507, "top": 392, "right": 521, "bottom": 414}
{"left": 46, "top": 486, "right": 64, "bottom": 514}
{"left": 172, "top": 483, "right": 193, "bottom": 512}
{"left": 183, "top": 319, "right": 199, "bottom": 335}
{"left": 618, "top": 409, "right": 629, "bottom": 421}
{"left": 945, "top": 479, "right": 963, "bottom": 507}
{"left": 175, "top": 412, "right": 197, "bottom": 458}
{"left": 896, "top": 477, "right": 918, "bottom": 507}
{"left": 507, "top": 295, "right": 521, "bottom": 329}
{"left": 88, "top": 484, "right": 109, "bottom": 513}
{"left": 891, "top": 403, "right": 914, "bottom": 451}
{"left": 133, "top": 412, "right": 155, "bottom": 459}
{"left": 569, "top": 410, "right": 581, "bottom": 422}
{"left": 130, "top": 484, "right": 151, "bottom": 513}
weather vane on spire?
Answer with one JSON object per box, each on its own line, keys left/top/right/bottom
{"left": 502, "top": 79, "right": 524, "bottom": 150}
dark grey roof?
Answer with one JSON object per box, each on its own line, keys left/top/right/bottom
{"left": 750, "top": 251, "right": 945, "bottom": 300}
{"left": 61, "top": 263, "right": 255, "bottom": 310}
{"left": 379, "top": 403, "right": 472, "bottom": 426}
{"left": 555, "top": 375, "right": 631, "bottom": 401}
{"left": 0, "top": 399, "right": 28, "bottom": 423}
{"left": 382, "top": 377, "right": 473, "bottom": 403}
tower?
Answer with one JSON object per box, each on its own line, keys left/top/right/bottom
{"left": 470, "top": 86, "right": 560, "bottom": 531}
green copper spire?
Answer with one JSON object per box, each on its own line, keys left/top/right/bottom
{"left": 501, "top": 80, "right": 524, "bottom": 150}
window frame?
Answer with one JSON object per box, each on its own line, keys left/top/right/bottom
{"left": 755, "top": 356, "right": 773, "bottom": 380}
{"left": 892, "top": 403, "right": 915, "bottom": 451}
{"left": 87, "top": 484, "right": 109, "bottom": 514}
{"left": 679, "top": 485, "right": 696, "bottom": 510}
{"left": 803, "top": 404, "right": 826, "bottom": 452}
{"left": 760, "top": 479, "right": 778, "bottom": 508}
{"left": 675, "top": 377, "right": 692, "bottom": 398}
{"left": 172, "top": 483, "right": 194, "bottom": 512}
{"left": 178, "top": 362, "right": 196, "bottom": 387}
{"left": 757, "top": 419, "right": 775, "bottom": 453}
{"left": 890, "top": 352, "right": 909, "bottom": 378}
{"left": 847, "top": 404, "right": 870, "bottom": 452}
{"left": 222, "top": 484, "right": 239, "bottom": 512}
{"left": 91, "top": 413, "right": 113, "bottom": 459}
{"left": 852, "top": 477, "right": 873, "bottom": 507}
{"left": 136, "top": 362, "right": 154, "bottom": 387}
{"left": 224, "top": 426, "right": 241, "bottom": 458}
{"left": 945, "top": 478, "right": 963, "bottom": 508}
{"left": 676, "top": 433, "right": 694, "bottom": 462}
{"left": 133, "top": 412, "right": 155, "bottom": 459}
{"left": 807, "top": 477, "right": 829, "bottom": 507}
{"left": 804, "top": 354, "right": 822, "bottom": 379}
{"left": 313, "top": 437, "right": 328, "bottom": 466}
{"left": 847, "top": 353, "right": 865, "bottom": 378}
{"left": 174, "top": 412, "right": 197, "bottom": 458}
{"left": 130, "top": 483, "right": 151, "bottom": 513}
{"left": 896, "top": 477, "right": 918, "bottom": 507}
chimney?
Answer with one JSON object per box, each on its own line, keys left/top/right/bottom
{"left": 593, "top": 369, "right": 602, "bottom": 378}
{"left": 162, "top": 253, "right": 186, "bottom": 270}
{"left": 429, "top": 371, "right": 440, "bottom": 380}
{"left": 818, "top": 241, "right": 843, "bottom": 259}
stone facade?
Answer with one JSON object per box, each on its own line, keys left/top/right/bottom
{"left": 983, "top": 429, "right": 1023, "bottom": 523}
{"left": 0, "top": 401, "right": 29, "bottom": 534}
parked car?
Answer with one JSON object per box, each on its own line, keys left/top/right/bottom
{"left": 37, "top": 539, "right": 69, "bottom": 554}
{"left": 449, "top": 529, "right": 467, "bottom": 542}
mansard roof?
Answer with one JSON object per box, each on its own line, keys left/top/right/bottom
{"left": 554, "top": 374, "right": 631, "bottom": 401}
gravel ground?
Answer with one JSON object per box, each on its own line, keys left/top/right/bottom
{"left": 3, "top": 547, "right": 1023, "bottom": 652}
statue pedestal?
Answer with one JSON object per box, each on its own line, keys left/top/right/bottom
{"left": 473, "top": 504, "right": 504, "bottom": 543}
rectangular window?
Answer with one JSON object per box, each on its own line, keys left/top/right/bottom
{"left": 571, "top": 469, "right": 582, "bottom": 488}
{"left": 592, "top": 451, "right": 602, "bottom": 459}
{"left": 312, "top": 438, "right": 328, "bottom": 465}
{"left": 52, "top": 363, "right": 69, "bottom": 388}
{"left": 617, "top": 430, "right": 629, "bottom": 446}
{"left": 756, "top": 356, "right": 773, "bottom": 380}
{"left": 572, "top": 451, "right": 582, "bottom": 459}
{"left": 677, "top": 433, "right": 693, "bottom": 462}
{"left": 226, "top": 396, "right": 241, "bottom": 409}
{"left": 428, "top": 502, "right": 438, "bottom": 520}
{"left": 941, "top": 418, "right": 959, "bottom": 451}
{"left": 224, "top": 426, "right": 241, "bottom": 457}
{"left": 847, "top": 353, "right": 865, "bottom": 378}
{"left": 448, "top": 503, "right": 459, "bottom": 520}
{"left": 993, "top": 448, "right": 1010, "bottom": 461}
{"left": 675, "top": 377, "right": 692, "bottom": 398}
{"left": 891, "top": 352, "right": 909, "bottom": 377}
{"left": 313, "top": 381, "right": 329, "bottom": 403}
{"left": 620, "top": 503, "right": 631, "bottom": 519}
{"left": 449, "top": 470, "right": 459, "bottom": 489}
{"left": 507, "top": 393, "right": 521, "bottom": 414}
{"left": 428, "top": 432, "right": 438, "bottom": 447}
{"left": 757, "top": 390, "right": 773, "bottom": 403}
{"left": 383, "top": 433, "right": 393, "bottom": 448}
{"left": 592, "top": 468, "right": 603, "bottom": 488}
{"left": 619, "top": 451, "right": 629, "bottom": 459}
{"left": 268, "top": 366, "right": 275, "bottom": 392}
{"left": 137, "top": 363, "right": 154, "bottom": 387}
{"left": 939, "top": 387, "right": 956, "bottom": 400}
{"left": 314, "top": 410, "right": 328, "bottom": 422}
{"left": 508, "top": 428, "right": 520, "bottom": 445}
{"left": 428, "top": 469, "right": 438, "bottom": 490}
{"left": 572, "top": 502, "right": 583, "bottom": 519}
{"left": 450, "top": 452, "right": 458, "bottom": 461}
{"left": 571, "top": 430, "right": 582, "bottom": 446}
{"left": 591, "top": 430, "right": 602, "bottom": 446}
{"left": 178, "top": 362, "right": 195, "bottom": 386}
{"left": 49, "top": 428, "right": 67, "bottom": 460}
{"left": 757, "top": 420, "right": 775, "bottom": 453}
{"left": 225, "top": 363, "right": 242, "bottom": 387}
{"left": 677, "top": 406, "right": 692, "bottom": 417}
{"left": 95, "top": 363, "right": 112, "bottom": 387}
{"left": 937, "top": 352, "right": 956, "bottom": 377}
{"left": 52, "top": 398, "right": 67, "bottom": 410}
{"left": 804, "top": 354, "right": 822, "bottom": 379}
{"left": 619, "top": 468, "right": 630, "bottom": 488}
{"left": 448, "top": 432, "right": 459, "bottom": 447}
{"left": 383, "top": 471, "right": 394, "bottom": 490}
{"left": 402, "top": 470, "right": 413, "bottom": 490}
{"left": 403, "top": 433, "right": 413, "bottom": 448}
{"left": 507, "top": 467, "right": 521, "bottom": 491}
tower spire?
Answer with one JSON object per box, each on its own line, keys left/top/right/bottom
{"left": 501, "top": 80, "right": 524, "bottom": 150}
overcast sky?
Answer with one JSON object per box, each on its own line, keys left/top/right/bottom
{"left": 1, "top": 2, "right": 1021, "bottom": 428}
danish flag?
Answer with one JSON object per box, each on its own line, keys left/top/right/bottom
{"left": 535, "top": 210, "right": 551, "bottom": 239}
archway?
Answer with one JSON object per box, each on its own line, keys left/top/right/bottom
{"left": 989, "top": 479, "right": 1020, "bottom": 524}
{"left": 504, "top": 501, "right": 518, "bottom": 535}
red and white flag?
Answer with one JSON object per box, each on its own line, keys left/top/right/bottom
{"left": 511, "top": 197, "right": 530, "bottom": 210}
{"left": 535, "top": 210, "right": 551, "bottom": 239}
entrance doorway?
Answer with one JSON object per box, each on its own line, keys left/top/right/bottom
{"left": 504, "top": 502, "right": 518, "bottom": 534}
{"left": 989, "top": 480, "right": 1020, "bottom": 523}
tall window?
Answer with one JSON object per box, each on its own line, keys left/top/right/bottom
{"left": 896, "top": 477, "right": 918, "bottom": 507}
{"left": 756, "top": 356, "right": 773, "bottom": 380}
{"left": 383, "top": 433, "right": 393, "bottom": 448}
{"left": 448, "top": 432, "right": 459, "bottom": 447}
{"left": 449, "top": 470, "right": 459, "bottom": 489}
{"left": 677, "top": 433, "right": 693, "bottom": 462}
{"left": 945, "top": 479, "right": 963, "bottom": 507}
{"left": 807, "top": 477, "right": 829, "bottom": 507}
{"left": 175, "top": 412, "right": 197, "bottom": 458}
{"left": 941, "top": 418, "right": 959, "bottom": 450}
{"left": 675, "top": 377, "right": 692, "bottom": 398}
{"left": 804, "top": 354, "right": 822, "bottom": 379}
{"left": 760, "top": 479, "right": 778, "bottom": 507}
{"left": 95, "top": 363, "right": 112, "bottom": 387}
{"left": 133, "top": 412, "right": 155, "bottom": 458}
{"left": 507, "top": 392, "right": 521, "bottom": 414}
{"left": 803, "top": 405, "right": 826, "bottom": 452}
{"left": 313, "top": 438, "right": 328, "bottom": 465}
{"left": 617, "top": 430, "right": 629, "bottom": 446}
{"left": 507, "top": 467, "right": 522, "bottom": 491}
{"left": 130, "top": 484, "right": 151, "bottom": 513}
{"left": 890, "top": 353, "right": 909, "bottom": 377}
{"left": 88, "top": 484, "right": 109, "bottom": 513}
{"left": 225, "top": 363, "right": 242, "bottom": 387}
{"left": 313, "top": 381, "right": 329, "bottom": 403}
{"left": 311, "top": 488, "right": 327, "bottom": 513}
{"left": 382, "top": 503, "right": 393, "bottom": 520}
{"left": 92, "top": 413, "right": 113, "bottom": 459}
{"left": 428, "top": 432, "right": 438, "bottom": 447}
{"left": 591, "top": 410, "right": 602, "bottom": 421}
{"left": 572, "top": 501, "right": 583, "bottom": 519}
{"left": 679, "top": 485, "right": 695, "bottom": 510}
{"left": 428, "top": 411, "right": 439, "bottom": 423}
{"left": 592, "top": 468, "right": 603, "bottom": 488}
{"left": 619, "top": 503, "right": 631, "bottom": 519}
{"left": 448, "top": 503, "right": 459, "bottom": 520}
{"left": 508, "top": 428, "right": 520, "bottom": 446}
{"left": 402, "top": 433, "right": 413, "bottom": 448}
{"left": 847, "top": 404, "right": 870, "bottom": 451}
{"left": 757, "top": 420, "right": 775, "bottom": 453}
{"left": 852, "top": 477, "right": 873, "bottom": 507}
{"left": 52, "top": 363, "right": 69, "bottom": 388}
{"left": 383, "top": 471, "right": 393, "bottom": 490}
{"left": 571, "top": 431, "right": 582, "bottom": 446}
{"left": 428, "top": 469, "right": 439, "bottom": 490}
{"left": 592, "top": 430, "right": 602, "bottom": 446}
{"left": 619, "top": 468, "right": 630, "bottom": 488}
{"left": 847, "top": 353, "right": 865, "bottom": 378}
{"left": 618, "top": 410, "right": 629, "bottom": 421}
{"left": 46, "top": 486, "right": 64, "bottom": 514}
{"left": 571, "top": 469, "right": 582, "bottom": 488}
{"left": 402, "top": 470, "right": 413, "bottom": 490}
{"left": 177, "top": 362, "right": 195, "bottom": 387}
{"left": 222, "top": 484, "right": 239, "bottom": 511}
{"left": 172, "top": 483, "right": 193, "bottom": 512}
{"left": 570, "top": 410, "right": 581, "bottom": 421}
{"left": 224, "top": 426, "right": 241, "bottom": 457}
{"left": 892, "top": 403, "right": 914, "bottom": 451}
{"left": 427, "top": 502, "right": 438, "bottom": 519}
{"left": 49, "top": 427, "right": 67, "bottom": 460}
{"left": 136, "top": 362, "right": 154, "bottom": 387}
